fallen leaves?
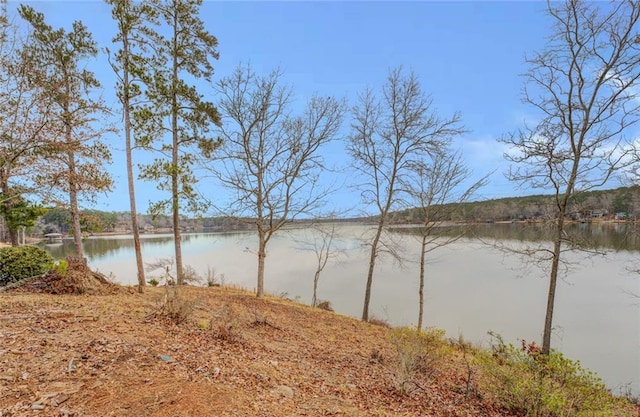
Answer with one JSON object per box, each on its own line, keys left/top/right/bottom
{"left": 0, "top": 286, "right": 523, "bottom": 417}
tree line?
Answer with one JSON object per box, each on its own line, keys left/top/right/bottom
{"left": 390, "top": 185, "right": 640, "bottom": 224}
{"left": 19, "top": 184, "right": 640, "bottom": 238}
{"left": 1, "top": 0, "right": 640, "bottom": 358}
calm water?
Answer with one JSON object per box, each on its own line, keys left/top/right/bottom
{"left": 42, "top": 224, "right": 640, "bottom": 396}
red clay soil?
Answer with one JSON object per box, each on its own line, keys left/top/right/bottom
{"left": 1, "top": 275, "right": 522, "bottom": 416}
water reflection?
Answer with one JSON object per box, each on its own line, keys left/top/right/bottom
{"left": 40, "top": 224, "right": 640, "bottom": 396}
{"left": 40, "top": 232, "right": 255, "bottom": 262}
{"left": 393, "top": 222, "right": 640, "bottom": 251}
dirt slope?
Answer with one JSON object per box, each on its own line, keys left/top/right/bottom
{"left": 0, "top": 285, "right": 521, "bottom": 416}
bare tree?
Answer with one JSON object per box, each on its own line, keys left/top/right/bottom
{"left": 501, "top": 0, "right": 640, "bottom": 354}
{"left": 19, "top": 5, "right": 114, "bottom": 258}
{"left": 215, "top": 64, "right": 344, "bottom": 298}
{"left": 348, "top": 67, "right": 463, "bottom": 321}
{"left": 295, "top": 222, "right": 344, "bottom": 307}
{"left": 408, "top": 150, "right": 487, "bottom": 331}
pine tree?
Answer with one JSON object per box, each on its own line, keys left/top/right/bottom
{"left": 135, "top": 0, "right": 221, "bottom": 284}
{"left": 19, "top": 5, "right": 113, "bottom": 257}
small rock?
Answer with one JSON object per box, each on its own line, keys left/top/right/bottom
{"left": 67, "top": 358, "right": 76, "bottom": 373}
{"left": 58, "top": 407, "right": 73, "bottom": 416}
{"left": 212, "top": 367, "right": 221, "bottom": 378}
{"left": 31, "top": 402, "right": 45, "bottom": 410}
{"left": 158, "top": 354, "right": 174, "bottom": 362}
{"left": 50, "top": 393, "right": 69, "bottom": 407}
{"left": 272, "top": 385, "right": 294, "bottom": 399}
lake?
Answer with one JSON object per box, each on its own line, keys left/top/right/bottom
{"left": 42, "top": 223, "right": 640, "bottom": 396}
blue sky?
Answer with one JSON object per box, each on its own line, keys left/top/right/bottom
{"left": 12, "top": 1, "right": 556, "bottom": 216}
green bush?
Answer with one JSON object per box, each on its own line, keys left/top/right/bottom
{"left": 0, "top": 246, "right": 54, "bottom": 286}
{"left": 51, "top": 259, "right": 68, "bottom": 277}
{"left": 479, "top": 333, "right": 635, "bottom": 416}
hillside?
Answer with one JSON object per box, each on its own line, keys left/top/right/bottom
{"left": 388, "top": 185, "right": 640, "bottom": 224}
{"left": 0, "top": 282, "right": 635, "bottom": 417}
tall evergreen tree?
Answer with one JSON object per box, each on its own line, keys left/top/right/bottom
{"left": 19, "top": 5, "right": 113, "bottom": 258}
{"left": 107, "top": 0, "right": 158, "bottom": 292}
{"left": 135, "top": 0, "right": 221, "bottom": 284}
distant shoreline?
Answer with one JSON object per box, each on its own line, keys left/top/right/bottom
{"left": 1, "top": 218, "right": 636, "bottom": 247}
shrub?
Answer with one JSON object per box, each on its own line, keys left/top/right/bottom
{"left": 316, "top": 300, "right": 334, "bottom": 311}
{"left": 205, "top": 266, "right": 224, "bottom": 287}
{"left": 479, "top": 332, "right": 635, "bottom": 416}
{"left": 368, "top": 316, "right": 391, "bottom": 328}
{"left": 210, "top": 303, "right": 243, "bottom": 343}
{"left": 182, "top": 264, "right": 201, "bottom": 285}
{"left": 0, "top": 246, "right": 53, "bottom": 286}
{"left": 51, "top": 259, "right": 68, "bottom": 277}
{"left": 152, "top": 286, "right": 196, "bottom": 325}
{"left": 388, "top": 327, "right": 446, "bottom": 394}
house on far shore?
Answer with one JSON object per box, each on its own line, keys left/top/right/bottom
{"left": 615, "top": 212, "right": 630, "bottom": 220}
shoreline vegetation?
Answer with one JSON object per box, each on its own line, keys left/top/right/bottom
{"left": 6, "top": 185, "right": 638, "bottom": 241}
{"left": 31, "top": 217, "right": 640, "bottom": 245}
{"left": 0, "top": 272, "right": 637, "bottom": 416}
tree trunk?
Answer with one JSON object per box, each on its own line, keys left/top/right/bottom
{"left": 362, "top": 223, "right": 383, "bottom": 321}
{"left": 67, "top": 123, "right": 83, "bottom": 258}
{"left": 312, "top": 269, "right": 320, "bottom": 307}
{"left": 69, "top": 177, "right": 83, "bottom": 258}
{"left": 171, "top": 151, "right": 183, "bottom": 284}
{"left": 1, "top": 181, "right": 19, "bottom": 247}
{"left": 542, "top": 216, "right": 564, "bottom": 354}
{"left": 63, "top": 72, "right": 83, "bottom": 258}
{"left": 122, "top": 34, "right": 145, "bottom": 293}
{"left": 131, "top": 212, "right": 145, "bottom": 290}
{"left": 8, "top": 228, "right": 18, "bottom": 247}
{"left": 256, "top": 235, "right": 266, "bottom": 298}
{"left": 418, "top": 235, "right": 427, "bottom": 331}
{"left": 171, "top": 16, "right": 183, "bottom": 285}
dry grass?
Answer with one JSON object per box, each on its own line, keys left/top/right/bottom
{"left": 0, "top": 284, "right": 609, "bottom": 417}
